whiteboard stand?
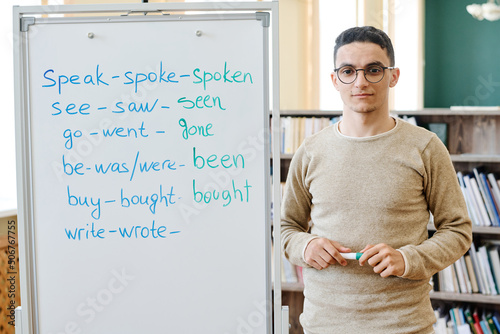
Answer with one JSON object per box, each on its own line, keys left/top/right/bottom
{"left": 281, "top": 306, "right": 289, "bottom": 334}
{"left": 14, "top": 2, "right": 282, "bottom": 334}
{"left": 15, "top": 306, "right": 23, "bottom": 334}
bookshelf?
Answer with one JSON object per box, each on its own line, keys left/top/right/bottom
{"left": 279, "top": 108, "right": 500, "bottom": 333}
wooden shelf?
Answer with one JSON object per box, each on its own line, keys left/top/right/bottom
{"left": 450, "top": 154, "right": 500, "bottom": 163}
{"left": 0, "top": 209, "right": 16, "bottom": 219}
{"left": 282, "top": 282, "right": 304, "bottom": 292}
{"left": 281, "top": 282, "right": 500, "bottom": 301}
{"left": 396, "top": 108, "right": 500, "bottom": 116}
{"left": 430, "top": 291, "right": 500, "bottom": 304}
{"left": 281, "top": 153, "right": 500, "bottom": 163}
{"left": 428, "top": 223, "right": 500, "bottom": 235}
{"left": 279, "top": 108, "right": 500, "bottom": 117}
{"left": 280, "top": 110, "right": 342, "bottom": 117}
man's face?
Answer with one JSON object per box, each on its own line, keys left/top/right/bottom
{"left": 331, "top": 42, "right": 399, "bottom": 115}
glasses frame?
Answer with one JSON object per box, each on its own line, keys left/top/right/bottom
{"left": 333, "top": 65, "right": 395, "bottom": 84}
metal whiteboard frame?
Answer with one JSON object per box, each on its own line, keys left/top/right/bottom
{"left": 12, "top": 2, "right": 283, "bottom": 334}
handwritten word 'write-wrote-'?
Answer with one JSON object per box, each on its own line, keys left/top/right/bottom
{"left": 64, "top": 220, "right": 179, "bottom": 240}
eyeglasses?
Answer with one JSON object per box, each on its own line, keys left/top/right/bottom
{"left": 334, "top": 65, "right": 395, "bottom": 84}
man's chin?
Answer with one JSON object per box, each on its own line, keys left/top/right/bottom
{"left": 351, "top": 107, "right": 377, "bottom": 114}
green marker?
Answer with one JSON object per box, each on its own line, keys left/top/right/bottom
{"left": 340, "top": 252, "right": 362, "bottom": 260}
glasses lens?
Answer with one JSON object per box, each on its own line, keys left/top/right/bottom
{"left": 364, "top": 65, "right": 384, "bottom": 83}
{"left": 337, "top": 66, "right": 357, "bottom": 84}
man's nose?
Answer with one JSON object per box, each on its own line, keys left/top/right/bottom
{"left": 353, "top": 69, "right": 369, "bottom": 87}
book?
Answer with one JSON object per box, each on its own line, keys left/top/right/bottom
{"left": 450, "top": 307, "right": 460, "bottom": 330}
{"left": 470, "top": 176, "right": 492, "bottom": 226}
{"left": 474, "top": 168, "right": 499, "bottom": 226}
{"left": 441, "top": 264, "right": 460, "bottom": 293}
{"left": 486, "top": 313, "right": 499, "bottom": 334}
{"left": 455, "top": 258, "right": 470, "bottom": 293}
{"left": 463, "top": 174, "right": 488, "bottom": 226}
{"left": 488, "top": 246, "right": 500, "bottom": 292}
{"left": 479, "top": 319, "right": 490, "bottom": 334}
{"left": 488, "top": 174, "right": 500, "bottom": 210}
{"left": 480, "top": 172, "right": 500, "bottom": 226}
{"left": 478, "top": 246, "right": 498, "bottom": 295}
{"left": 460, "top": 256, "right": 473, "bottom": 293}
{"left": 492, "top": 313, "right": 500, "bottom": 332}
{"left": 433, "top": 312, "right": 448, "bottom": 334}
{"left": 459, "top": 172, "right": 481, "bottom": 226}
{"left": 470, "top": 243, "right": 487, "bottom": 294}
{"left": 280, "top": 116, "right": 335, "bottom": 154}
{"left": 426, "top": 122, "right": 448, "bottom": 147}
{"left": 465, "top": 255, "right": 479, "bottom": 293}
{"left": 465, "top": 308, "right": 479, "bottom": 334}
{"left": 473, "top": 310, "right": 485, "bottom": 334}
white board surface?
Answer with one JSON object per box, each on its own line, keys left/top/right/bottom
{"left": 17, "top": 9, "right": 271, "bottom": 334}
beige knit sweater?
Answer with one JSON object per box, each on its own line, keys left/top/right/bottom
{"left": 281, "top": 118, "right": 472, "bottom": 334}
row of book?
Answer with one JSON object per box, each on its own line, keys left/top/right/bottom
{"left": 280, "top": 116, "right": 341, "bottom": 154}
{"left": 434, "top": 306, "right": 500, "bottom": 334}
{"left": 437, "top": 242, "right": 500, "bottom": 295}
{"left": 279, "top": 115, "right": 417, "bottom": 155}
{"left": 457, "top": 169, "right": 500, "bottom": 227}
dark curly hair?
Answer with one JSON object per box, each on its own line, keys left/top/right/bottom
{"left": 334, "top": 26, "right": 395, "bottom": 67}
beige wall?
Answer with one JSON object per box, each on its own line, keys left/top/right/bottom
{"left": 359, "top": 0, "right": 384, "bottom": 29}
{"left": 279, "top": 0, "right": 319, "bottom": 111}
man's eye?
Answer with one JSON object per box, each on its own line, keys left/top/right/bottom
{"left": 367, "top": 67, "right": 382, "bottom": 74}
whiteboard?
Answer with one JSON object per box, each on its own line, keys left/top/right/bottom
{"left": 15, "top": 5, "right": 274, "bottom": 334}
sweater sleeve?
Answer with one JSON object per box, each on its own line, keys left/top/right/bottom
{"left": 399, "top": 135, "right": 472, "bottom": 280}
{"left": 280, "top": 144, "right": 317, "bottom": 268}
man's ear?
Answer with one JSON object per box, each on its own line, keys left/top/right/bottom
{"left": 389, "top": 68, "right": 400, "bottom": 88}
{"left": 331, "top": 72, "right": 340, "bottom": 91}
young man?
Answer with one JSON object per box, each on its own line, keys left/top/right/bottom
{"left": 280, "top": 26, "right": 472, "bottom": 334}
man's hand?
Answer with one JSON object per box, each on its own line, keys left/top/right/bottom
{"left": 304, "top": 238, "right": 351, "bottom": 270}
{"left": 358, "top": 243, "right": 405, "bottom": 278}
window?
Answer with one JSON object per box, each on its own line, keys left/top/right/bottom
{"left": 391, "top": 0, "right": 423, "bottom": 111}
{"left": 318, "top": 0, "right": 357, "bottom": 110}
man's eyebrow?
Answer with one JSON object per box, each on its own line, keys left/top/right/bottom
{"left": 366, "top": 61, "right": 386, "bottom": 67}
{"left": 336, "top": 62, "right": 353, "bottom": 68}
{"left": 337, "top": 61, "right": 387, "bottom": 68}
